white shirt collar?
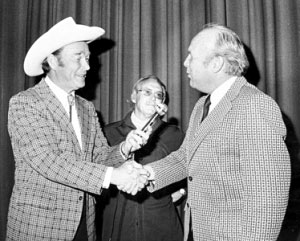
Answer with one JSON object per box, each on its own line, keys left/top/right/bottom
{"left": 209, "top": 76, "right": 237, "bottom": 113}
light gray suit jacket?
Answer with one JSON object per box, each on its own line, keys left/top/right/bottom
{"left": 6, "top": 79, "right": 123, "bottom": 241}
{"left": 149, "top": 77, "right": 291, "bottom": 241}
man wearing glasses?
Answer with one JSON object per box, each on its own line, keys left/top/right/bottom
{"left": 97, "top": 75, "right": 186, "bottom": 241}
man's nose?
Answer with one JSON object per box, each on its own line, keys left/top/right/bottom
{"left": 183, "top": 57, "right": 188, "bottom": 67}
{"left": 82, "top": 59, "right": 90, "bottom": 70}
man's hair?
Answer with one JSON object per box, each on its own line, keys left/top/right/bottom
{"left": 132, "top": 75, "right": 166, "bottom": 94}
{"left": 203, "top": 23, "right": 249, "bottom": 76}
{"left": 41, "top": 48, "right": 64, "bottom": 74}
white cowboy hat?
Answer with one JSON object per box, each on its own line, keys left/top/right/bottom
{"left": 24, "top": 17, "right": 105, "bottom": 76}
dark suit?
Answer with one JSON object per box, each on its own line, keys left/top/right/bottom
{"left": 149, "top": 77, "right": 291, "bottom": 240}
{"left": 97, "top": 112, "right": 185, "bottom": 241}
{"left": 6, "top": 79, "right": 123, "bottom": 241}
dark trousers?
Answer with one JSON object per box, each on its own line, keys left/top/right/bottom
{"left": 73, "top": 195, "right": 88, "bottom": 241}
{"left": 188, "top": 212, "right": 194, "bottom": 241}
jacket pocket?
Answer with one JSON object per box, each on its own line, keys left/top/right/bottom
{"left": 16, "top": 186, "right": 57, "bottom": 210}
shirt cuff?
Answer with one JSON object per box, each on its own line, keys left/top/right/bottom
{"left": 102, "top": 167, "right": 113, "bottom": 188}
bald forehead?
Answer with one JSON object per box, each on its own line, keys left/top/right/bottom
{"left": 188, "top": 29, "right": 216, "bottom": 55}
{"left": 194, "top": 29, "right": 217, "bottom": 45}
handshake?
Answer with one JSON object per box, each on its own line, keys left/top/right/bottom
{"left": 110, "top": 160, "right": 152, "bottom": 195}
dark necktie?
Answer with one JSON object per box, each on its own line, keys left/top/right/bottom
{"left": 201, "top": 95, "right": 211, "bottom": 122}
{"left": 67, "top": 94, "right": 75, "bottom": 123}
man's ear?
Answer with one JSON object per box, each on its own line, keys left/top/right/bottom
{"left": 211, "top": 56, "right": 224, "bottom": 73}
{"left": 131, "top": 91, "right": 137, "bottom": 103}
{"left": 47, "top": 54, "right": 59, "bottom": 70}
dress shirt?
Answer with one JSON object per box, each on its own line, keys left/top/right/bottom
{"left": 209, "top": 76, "right": 237, "bottom": 113}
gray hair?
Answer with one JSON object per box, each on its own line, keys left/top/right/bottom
{"left": 132, "top": 75, "right": 166, "bottom": 94}
{"left": 203, "top": 23, "right": 249, "bottom": 76}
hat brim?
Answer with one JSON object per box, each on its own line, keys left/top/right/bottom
{"left": 24, "top": 17, "right": 105, "bottom": 76}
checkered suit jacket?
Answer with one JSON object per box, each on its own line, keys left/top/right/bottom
{"left": 149, "top": 77, "right": 291, "bottom": 241}
{"left": 6, "top": 79, "right": 123, "bottom": 241}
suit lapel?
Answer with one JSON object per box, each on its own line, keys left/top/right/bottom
{"left": 34, "top": 79, "right": 81, "bottom": 150}
{"left": 188, "top": 77, "right": 247, "bottom": 163}
{"left": 35, "top": 79, "right": 70, "bottom": 124}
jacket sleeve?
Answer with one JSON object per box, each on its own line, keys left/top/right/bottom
{"left": 8, "top": 93, "right": 121, "bottom": 195}
{"left": 147, "top": 102, "right": 201, "bottom": 192}
{"left": 87, "top": 102, "right": 125, "bottom": 168}
{"left": 239, "top": 94, "right": 290, "bottom": 240}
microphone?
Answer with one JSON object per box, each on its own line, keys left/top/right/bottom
{"left": 123, "top": 103, "right": 168, "bottom": 158}
{"left": 141, "top": 103, "right": 168, "bottom": 132}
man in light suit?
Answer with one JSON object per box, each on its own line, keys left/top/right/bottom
{"left": 145, "top": 23, "right": 291, "bottom": 240}
{"left": 6, "top": 17, "right": 150, "bottom": 241}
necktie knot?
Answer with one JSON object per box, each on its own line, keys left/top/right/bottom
{"left": 67, "top": 94, "right": 75, "bottom": 122}
{"left": 67, "top": 94, "right": 75, "bottom": 106}
{"left": 201, "top": 95, "right": 211, "bottom": 122}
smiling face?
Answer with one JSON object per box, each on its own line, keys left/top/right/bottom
{"left": 131, "top": 78, "right": 165, "bottom": 120}
{"left": 48, "top": 41, "right": 90, "bottom": 93}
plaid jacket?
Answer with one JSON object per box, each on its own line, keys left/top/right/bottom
{"left": 149, "top": 77, "right": 291, "bottom": 241}
{"left": 6, "top": 79, "right": 123, "bottom": 241}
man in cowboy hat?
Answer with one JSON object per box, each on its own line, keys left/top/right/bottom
{"left": 6, "top": 17, "right": 151, "bottom": 241}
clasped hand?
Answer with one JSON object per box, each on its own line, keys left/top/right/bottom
{"left": 111, "top": 161, "right": 149, "bottom": 195}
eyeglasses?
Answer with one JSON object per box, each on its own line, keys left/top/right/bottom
{"left": 137, "top": 89, "right": 165, "bottom": 101}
